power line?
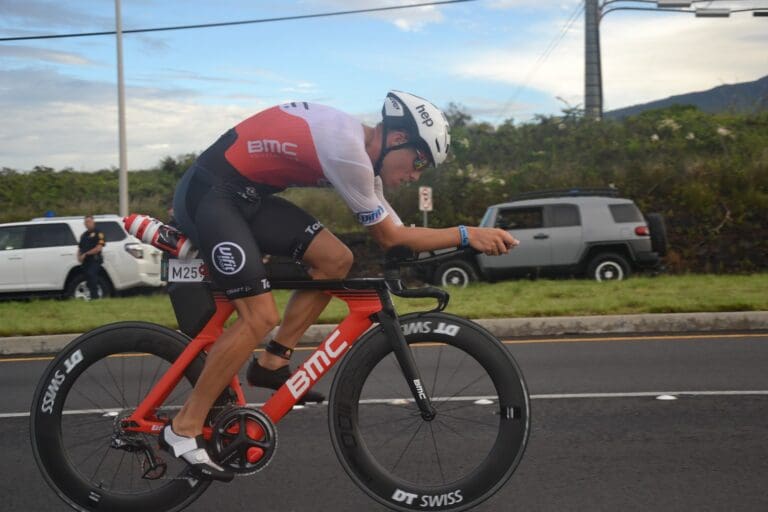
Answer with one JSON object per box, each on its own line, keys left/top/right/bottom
{"left": 494, "top": 1, "right": 585, "bottom": 122}
{"left": 0, "top": 0, "right": 477, "bottom": 42}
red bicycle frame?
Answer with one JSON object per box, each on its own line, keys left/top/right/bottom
{"left": 122, "top": 288, "right": 384, "bottom": 438}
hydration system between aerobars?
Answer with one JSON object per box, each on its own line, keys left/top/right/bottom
{"left": 124, "top": 214, "right": 198, "bottom": 260}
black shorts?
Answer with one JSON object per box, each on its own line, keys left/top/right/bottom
{"left": 173, "top": 163, "right": 324, "bottom": 299}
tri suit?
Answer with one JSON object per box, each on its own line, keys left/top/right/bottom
{"left": 173, "top": 102, "right": 403, "bottom": 299}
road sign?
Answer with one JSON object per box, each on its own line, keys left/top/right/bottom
{"left": 419, "top": 186, "right": 433, "bottom": 212}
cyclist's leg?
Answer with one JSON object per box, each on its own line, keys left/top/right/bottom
{"left": 243, "top": 194, "right": 353, "bottom": 370}
{"left": 172, "top": 294, "right": 279, "bottom": 437}
{"left": 171, "top": 184, "right": 278, "bottom": 438}
{"left": 261, "top": 230, "right": 353, "bottom": 369}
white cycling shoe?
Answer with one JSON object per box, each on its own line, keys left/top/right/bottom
{"left": 159, "top": 425, "right": 234, "bottom": 482}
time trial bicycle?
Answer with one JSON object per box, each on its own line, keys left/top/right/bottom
{"left": 30, "top": 240, "right": 529, "bottom": 512}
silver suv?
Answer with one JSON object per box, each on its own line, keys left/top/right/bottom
{"left": 0, "top": 215, "right": 163, "bottom": 299}
{"left": 424, "top": 189, "right": 666, "bottom": 286}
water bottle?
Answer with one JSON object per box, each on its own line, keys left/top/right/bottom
{"left": 123, "top": 214, "right": 198, "bottom": 259}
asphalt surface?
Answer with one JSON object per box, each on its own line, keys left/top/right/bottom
{"left": 3, "top": 333, "right": 768, "bottom": 511}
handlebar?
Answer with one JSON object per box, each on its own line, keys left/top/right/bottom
{"left": 388, "top": 285, "right": 450, "bottom": 311}
{"left": 382, "top": 246, "right": 480, "bottom": 313}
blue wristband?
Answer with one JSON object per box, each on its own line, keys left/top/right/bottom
{"left": 458, "top": 225, "right": 469, "bottom": 248}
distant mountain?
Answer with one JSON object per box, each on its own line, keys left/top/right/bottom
{"left": 606, "top": 75, "right": 768, "bottom": 118}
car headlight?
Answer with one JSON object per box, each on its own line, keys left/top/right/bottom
{"left": 124, "top": 243, "right": 144, "bottom": 259}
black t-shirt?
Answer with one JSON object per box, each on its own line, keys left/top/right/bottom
{"left": 78, "top": 229, "right": 105, "bottom": 264}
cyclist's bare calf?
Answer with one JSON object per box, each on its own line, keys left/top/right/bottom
{"left": 172, "top": 293, "right": 280, "bottom": 437}
{"left": 258, "top": 229, "right": 353, "bottom": 370}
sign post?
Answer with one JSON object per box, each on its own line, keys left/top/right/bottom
{"left": 418, "top": 186, "right": 433, "bottom": 227}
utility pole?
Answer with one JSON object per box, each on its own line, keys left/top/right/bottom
{"left": 115, "top": 0, "right": 128, "bottom": 217}
{"left": 584, "top": 0, "right": 603, "bottom": 119}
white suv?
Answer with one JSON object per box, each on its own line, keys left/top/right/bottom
{"left": 0, "top": 215, "right": 163, "bottom": 299}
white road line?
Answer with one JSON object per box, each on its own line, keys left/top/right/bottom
{"left": 6, "top": 390, "right": 768, "bottom": 419}
{"left": 531, "top": 390, "right": 768, "bottom": 399}
{"left": 0, "top": 412, "right": 31, "bottom": 419}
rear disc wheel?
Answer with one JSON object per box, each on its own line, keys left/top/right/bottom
{"left": 30, "top": 322, "right": 233, "bottom": 512}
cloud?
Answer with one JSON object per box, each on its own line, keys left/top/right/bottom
{"left": 454, "top": 12, "right": 768, "bottom": 111}
{"left": 134, "top": 35, "right": 172, "bottom": 53}
{"left": 0, "top": 0, "right": 110, "bottom": 29}
{"left": 308, "top": 0, "right": 445, "bottom": 31}
{"left": 0, "top": 67, "right": 265, "bottom": 171}
{"left": 132, "top": 68, "right": 263, "bottom": 86}
{"left": 0, "top": 45, "right": 95, "bottom": 66}
{"left": 601, "top": 14, "right": 768, "bottom": 107}
{"left": 488, "top": 0, "right": 578, "bottom": 9}
{"left": 280, "top": 81, "right": 320, "bottom": 94}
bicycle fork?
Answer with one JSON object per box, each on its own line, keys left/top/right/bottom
{"left": 376, "top": 291, "right": 436, "bottom": 421}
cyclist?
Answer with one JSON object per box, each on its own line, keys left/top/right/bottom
{"left": 163, "top": 91, "right": 519, "bottom": 480}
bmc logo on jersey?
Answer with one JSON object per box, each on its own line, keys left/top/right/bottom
{"left": 212, "top": 242, "right": 245, "bottom": 275}
{"left": 246, "top": 139, "right": 298, "bottom": 160}
{"left": 357, "top": 205, "right": 385, "bottom": 225}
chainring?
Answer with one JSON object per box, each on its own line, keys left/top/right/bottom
{"left": 209, "top": 407, "right": 277, "bottom": 475}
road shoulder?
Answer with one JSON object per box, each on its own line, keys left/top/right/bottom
{"left": 2, "top": 311, "right": 767, "bottom": 356}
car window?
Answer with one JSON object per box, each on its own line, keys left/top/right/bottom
{"left": 96, "top": 221, "right": 127, "bottom": 242}
{"left": 0, "top": 226, "right": 26, "bottom": 251}
{"left": 549, "top": 204, "right": 581, "bottom": 227}
{"left": 609, "top": 203, "right": 643, "bottom": 223}
{"left": 496, "top": 207, "right": 544, "bottom": 230}
{"left": 23, "top": 224, "right": 77, "bottom": 249}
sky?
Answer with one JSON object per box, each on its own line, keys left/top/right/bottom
{"left": 1, "top": 0, "right": 766, "bottom": 171}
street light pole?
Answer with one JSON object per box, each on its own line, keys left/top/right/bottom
{"left": 585, "top": 0, "right": 603, "bottom": 119}
{"left": 114, "top": 0, "right": 128, "bottom": 217}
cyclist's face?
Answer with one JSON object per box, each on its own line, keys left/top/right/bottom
{"left": 381, "top": 148, "right": 423, "bottom": 188}
{"left": 380, "top": 132, "right": 426, "bottom": 188}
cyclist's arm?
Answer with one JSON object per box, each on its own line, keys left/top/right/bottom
{"left": 367, "top": 216, "right": 518, "bottom": 255}
{"left": 373, "top": 175, "right": 403, "bottom": 226}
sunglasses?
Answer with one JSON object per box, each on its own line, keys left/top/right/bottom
{"left": 413, "top": 148, "right": 431, "bottom": 171}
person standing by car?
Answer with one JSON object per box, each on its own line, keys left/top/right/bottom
{"left": 77, "top": 215, "right": 106, "bottom": 300}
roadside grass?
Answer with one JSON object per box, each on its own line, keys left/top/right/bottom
{"left": 1, "top": 273, "right": 766, "bottom": 337}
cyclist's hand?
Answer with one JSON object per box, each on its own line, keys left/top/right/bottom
{"left": 468, "top": 227, "right": 519, "bottom": 256}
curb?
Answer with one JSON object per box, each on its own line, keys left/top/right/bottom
{"left": 2, "top": 311, "right": 767, "bottom": 357}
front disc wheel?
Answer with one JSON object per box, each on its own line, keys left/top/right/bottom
{"left": 329, "top": 313, "right": 530, "bottom": 512}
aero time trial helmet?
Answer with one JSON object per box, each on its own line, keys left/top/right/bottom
{"left": 379, "top": 91, "right": 451, "bottom": 169}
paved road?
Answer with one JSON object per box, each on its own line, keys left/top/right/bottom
{"left": 3, "top": 333, "right": 768, "bottom": 511}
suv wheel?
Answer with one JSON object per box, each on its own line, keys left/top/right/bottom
{"left": 587, "top": 253, "right": 631, "bottom": 282}
{"left": 65, "top": 274, "right": 113, "bottom": 300}
{"left": 434, "top": 260, "right": 478, "bottom": 288}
